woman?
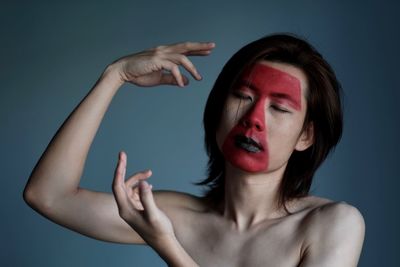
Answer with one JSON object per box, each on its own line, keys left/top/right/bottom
{"left": 24, "top": 33, "right": 365, "bottom": 266}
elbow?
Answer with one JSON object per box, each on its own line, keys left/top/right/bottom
{"left": 23, "top": 185, "right": 37, "bottom": 207}
{"left": 23, "top": 184, "right": 54, "bottom": 214}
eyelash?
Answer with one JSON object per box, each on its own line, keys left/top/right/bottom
{"left": 233, "top": 91, "right": 252, "bottom": 101}
{"left": 232, "top": 91, "right": 289, "bottom": 113}
{"left": 270, "top": 104, "right": 289, "bottom": 113}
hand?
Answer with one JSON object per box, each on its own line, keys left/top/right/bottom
{"left": 112, "top": 41, "right": 215, "bottom": 87}
{"left": 112, "top": 151, "right": 174, "bottom": 244}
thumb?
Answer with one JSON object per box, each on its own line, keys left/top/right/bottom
{"left": 139, "top": 180, "right": 158, "bottom": 215}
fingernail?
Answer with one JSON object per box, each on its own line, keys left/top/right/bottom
{"left": 140, "top": 180, "right": 149, "bottom": 189}
{"left": 142, "top": 181, "right": 152, "bottom": 191}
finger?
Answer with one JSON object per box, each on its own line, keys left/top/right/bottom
{"left": 159, "top": 73, "right": 189, "bottom": 87}
{"left": 125, "top": 169, "right": 152, "bottom": 211}
{"left": 184, "top": 49, "right": 214, "bottom": 56}
{"left": 125, "top": 169, "right": 152, "bottom": 188}
{"left": 112, "top": 151, "right": 130, "bottom": 209}
{"left": 182, "top": 44, "right": 216, "bottom": 56}
{"left": 138, "top": 180, "right": 158, "bottom": 215}
{"left": 160, "top": 61, "right": 185, "bottom": 87}
{"left": 165, "top": 42, "right": 216, "bottom": 54}
{"left": 171, "top": 65, "right": 185, "bottom": 87}
{"left": 112, "top": 151, "right": 126, "bottom": 189}
{"left": 168, "top": 54, "right": 201, "bottom": 80}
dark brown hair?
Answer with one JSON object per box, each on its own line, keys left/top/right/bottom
{"left": 195, "top": 33, "right": 343, "bottom": 213}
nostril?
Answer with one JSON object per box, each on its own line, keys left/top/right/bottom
{"left": 241, "top": 116, "right": 264, "bottom": 131}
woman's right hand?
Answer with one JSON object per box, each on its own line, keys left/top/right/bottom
{"left": 112, "top": 151, "right": 200, "bottom": 266}
{"left": 112, "top": 151, "right": 175, "bottom": 243}
{"left": 112, "top": 42, "right": 215, "bottom": 87}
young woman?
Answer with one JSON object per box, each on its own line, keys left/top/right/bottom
{"left": 24, "top": 34, "right": 365, "bottom": 266}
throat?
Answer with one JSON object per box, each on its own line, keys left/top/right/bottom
{"left": 221, "top": 161, "right": 288, "bottom": 231}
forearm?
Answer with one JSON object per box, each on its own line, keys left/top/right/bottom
{"left": 152, "top": 236, "right": 199, "bottom": 267}
{"left": 24, "top": 64, "right": 124, "bottom": 206}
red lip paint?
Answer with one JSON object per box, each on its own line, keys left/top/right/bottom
{"left": 221, "top": 63, "right": 302, "bottom": 172}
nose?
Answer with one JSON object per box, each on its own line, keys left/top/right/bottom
{"left": 240, "top": 99, "right": 265, "bottom": 131}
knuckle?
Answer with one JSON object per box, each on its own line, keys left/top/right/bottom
{"left": 153, "top": 45, "right": 165, "bottom": 54}
{"left": 184, "top": 59, "right": 194, "bottom": 68}
{"left": 171, "top": 65, "right": 179, "bottom": 73}
{"left": 149, "top": 54, "right": 159, "bottom": 62}
{"left": 178, "top": 54, "right": 187, "bottom": 61}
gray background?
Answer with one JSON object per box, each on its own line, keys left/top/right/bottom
{"left": 1, "top": 0, "right": 399, "bottom": 266}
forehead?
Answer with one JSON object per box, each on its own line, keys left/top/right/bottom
{"left": 239, "top": 60, "right": 308, "bottom": 97}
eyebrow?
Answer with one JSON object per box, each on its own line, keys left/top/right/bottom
{"left": 237, "top": 79, "right": 259, "bottom": 92}
{"left": 270, "top": 92, "right": 297, "bottom": 102}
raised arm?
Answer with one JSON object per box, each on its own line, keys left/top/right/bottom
{"left": 23, "top": 42, "right": 215, "bottom": 245}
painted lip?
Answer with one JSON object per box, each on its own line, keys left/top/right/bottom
{"left": 234, "top": 134, "right": 264, "bottom": 151}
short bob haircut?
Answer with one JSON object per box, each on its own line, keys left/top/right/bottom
{"left": 196, "top": 33, "right": 343, "bottom": 213}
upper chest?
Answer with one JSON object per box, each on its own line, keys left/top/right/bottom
{"left": 174, "top": 210, "right": 308, "bottom": 267}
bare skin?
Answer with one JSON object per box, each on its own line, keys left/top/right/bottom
{"left": 23, "top": 42, "right": 365, "bottom": 267}
{"left": 160, "top": 191, "right": 364, "bottom": 267}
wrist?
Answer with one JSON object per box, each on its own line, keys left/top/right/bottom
{"left": 151, "top": 235, "right": 198, "bottom": 267}
{"left": 151, "top": 234, "right": 178, "bottom": 252}
{"left": 101, "top": 63, "right": 125, "bottom": 88}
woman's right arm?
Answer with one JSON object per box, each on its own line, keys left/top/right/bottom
{"left": 23, "top": 42, "right": 215, "bottom": 244}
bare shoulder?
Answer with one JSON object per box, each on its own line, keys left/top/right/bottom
{"left": 303, "top": 198, "right": 365, "bottom": 234}
{"left": 299, "top": 197, "right": 366, "bottom": 266}
{"left": 299, "top": 196, "right": 365, "bottom": 241}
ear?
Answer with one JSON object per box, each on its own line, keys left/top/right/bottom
{"left": 295, "top": 122, "right": 314, "bottom": 152}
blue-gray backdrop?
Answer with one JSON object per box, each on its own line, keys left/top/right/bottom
{"left": 1, "top": 0, "right": 399, "bottom": 266}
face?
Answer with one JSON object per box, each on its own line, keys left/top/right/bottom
{"left": 216, "top": 61, "right": 312, "bottom": 173}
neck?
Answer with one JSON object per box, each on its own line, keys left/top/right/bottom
{"left": 221, "top": 162, "right": 288, "bottom": 232}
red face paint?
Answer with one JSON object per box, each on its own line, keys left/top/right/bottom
{"left": 221, "top": 63, "right": 302, "bottom": 173}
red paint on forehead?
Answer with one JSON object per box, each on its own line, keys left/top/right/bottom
{"left": 240, "top": 63, "right": 302, "bottom": 110}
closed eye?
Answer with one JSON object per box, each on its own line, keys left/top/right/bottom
{"left": 232, "top": 91, "right": 252, "bottom": 101}
{"left": 270, "top": 104, "right": 290, "bottom": 113}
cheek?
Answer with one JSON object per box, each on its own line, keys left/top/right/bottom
{"left": 216, "top": 100, "right": 246, "bottom": 149}
{"left": 268, "top": 117, "right": 305, "bottom": 152}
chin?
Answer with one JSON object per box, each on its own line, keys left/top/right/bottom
{"left": 227, "top": 158, "right": 268, "bottom": 174}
